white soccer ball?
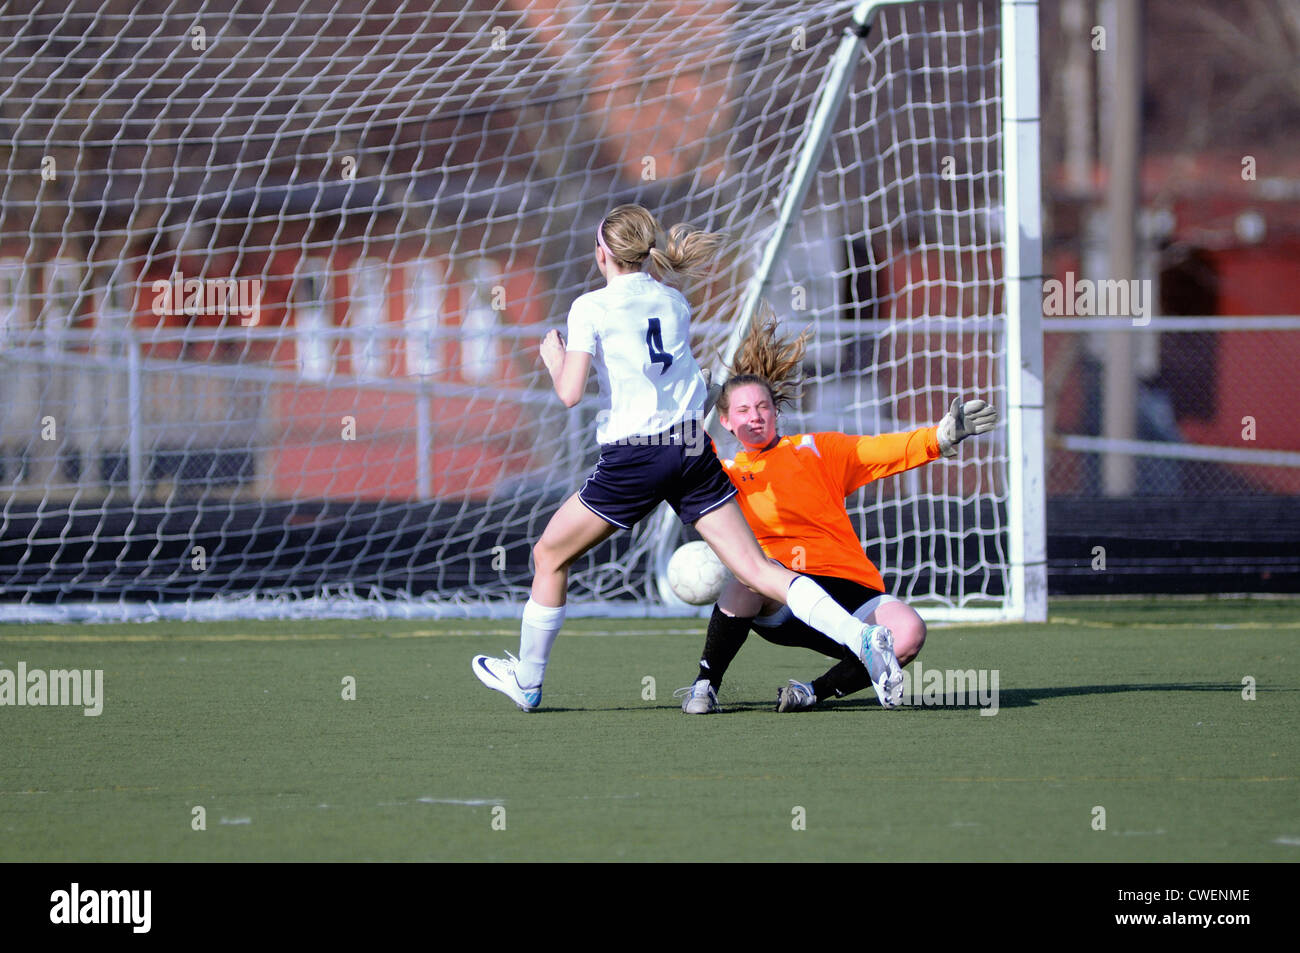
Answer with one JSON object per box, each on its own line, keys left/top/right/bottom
{"left": 666, "top": 540, "right": 729, "bottom": 606}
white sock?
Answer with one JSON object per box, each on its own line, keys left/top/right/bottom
{"left": 518, "top": 598, "right": 565, "bottom": 688}
{"left": 784, "top": 575, "right": 866, "bottom": 656}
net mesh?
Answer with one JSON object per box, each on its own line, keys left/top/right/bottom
{"left": 0, "top": 0, "right": 1013, "bottom": 619}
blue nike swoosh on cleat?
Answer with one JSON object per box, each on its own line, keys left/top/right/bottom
{"left": 473, "top": 655, "right": 539, "bottom": 708}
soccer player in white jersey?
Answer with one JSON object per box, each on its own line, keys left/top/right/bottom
{"left": 472, "top": 204, "right": 903, "bottom": 712}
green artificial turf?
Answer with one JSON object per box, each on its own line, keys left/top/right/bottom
{"left": 2, "top": 599, "right": 1297, "bottom": 861}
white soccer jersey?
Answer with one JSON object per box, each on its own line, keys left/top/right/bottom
{"left": 565, "top": 272, "right": 707, "bottom": 445}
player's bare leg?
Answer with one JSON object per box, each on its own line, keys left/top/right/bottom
{"left": 530, "top": 492, "right": 618, "bottom": 607}
{"left": 860, "top": 600, "right": 926, "bottom": 665}
{"left": 783, "top": 599, "right": 926, "bottom": 708}
{"left": 694, "top": 501, "right": 903, "bottom": 706}
{"left": 473, "top": 492, "right": 617, "bottom": 709}
{"left": 718, "top": 575, "right": 771, "bottom": 618}
{"left": 692, "top": 500, "right": 803, "bottom": 603}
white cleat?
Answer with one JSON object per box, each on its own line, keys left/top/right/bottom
{"left": 471, "top": 652, "right": 542, "bottom": 711}
{"left": 674, "top": 678, "right": 720, "bottom": 714}
{"left": 775, "top": 679, "right": 817, "bottom": 712}
{"left": 858, "top": 624, "right": 904, "bottom": 708}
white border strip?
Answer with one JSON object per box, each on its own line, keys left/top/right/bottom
{"left": 1044, "top": 315, "right": 1300, "bottom": 332}
{"left": 1057, "top": 434, "right": 1300, "bottom": 468}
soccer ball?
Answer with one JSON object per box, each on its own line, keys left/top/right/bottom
{"left": 666, "top": 541, "right": 729, "bottom": 606}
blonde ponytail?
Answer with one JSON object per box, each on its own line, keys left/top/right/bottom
{"left": 598, "top": 205, "right": 726, "bottom": 285}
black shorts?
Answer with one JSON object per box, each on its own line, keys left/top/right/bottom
{"left": 577, "top": 421, "right": 737, "bottom": 529}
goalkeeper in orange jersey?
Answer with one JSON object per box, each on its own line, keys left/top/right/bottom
{"left": 677, "top": 313, "right": 997, "bottom": 713}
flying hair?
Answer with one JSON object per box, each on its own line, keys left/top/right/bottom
{"left": 717, "top": 304, "right": 810, "bottom": 415}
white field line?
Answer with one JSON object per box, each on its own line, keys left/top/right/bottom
{"left": 1048, "top": 616, "right": 1300, "bottom": 631}
{"left": 4, "top": 618, "right": 1300, "bottom": 641}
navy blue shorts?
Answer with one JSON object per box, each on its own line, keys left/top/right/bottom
{"left": 578, "top": 421, "right": 737, "bottom": 529}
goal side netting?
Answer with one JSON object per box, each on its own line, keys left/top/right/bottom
{"left": 0, "top": 0, "right": 1041, "bottom": 621}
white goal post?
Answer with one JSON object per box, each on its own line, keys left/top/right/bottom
{"left": 0, "top": 0, "right": 1045, "bottom": 622}
{"left": 652, "top": 0, "right": 1047, "bottom": 623}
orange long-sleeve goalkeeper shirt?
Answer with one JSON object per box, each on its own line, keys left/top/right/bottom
{"left": 719, "top": 428, "right": 941, "bottom": 593}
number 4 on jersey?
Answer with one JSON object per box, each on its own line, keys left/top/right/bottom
{"left": 646, "top": 318, "right": 673, "bottom": 374}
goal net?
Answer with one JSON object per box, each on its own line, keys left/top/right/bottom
{"left": 0, "top": 0, "right": 1042, "bottom": 621}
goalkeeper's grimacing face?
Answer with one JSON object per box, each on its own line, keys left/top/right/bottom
{"left": 720, "top": 382, "right": 777, "bottom": 452}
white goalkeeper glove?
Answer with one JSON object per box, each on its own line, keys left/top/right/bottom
{"left": 936, "top": 397, "right": 997, "bottom": 458}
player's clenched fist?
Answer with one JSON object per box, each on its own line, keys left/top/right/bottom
{"left": 540, "top": 328, "right": 566, "bottom": 376}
